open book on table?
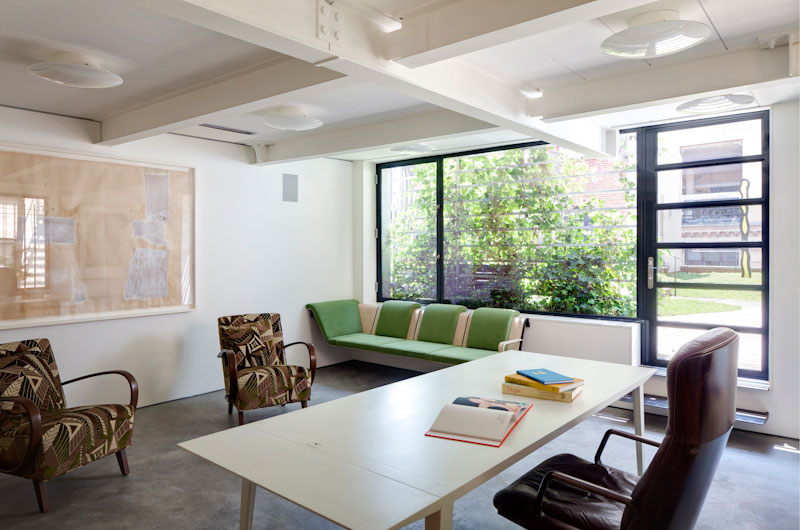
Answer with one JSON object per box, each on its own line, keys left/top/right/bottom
{"left": 425, "top": 396, "right": 532, "bottom": 447}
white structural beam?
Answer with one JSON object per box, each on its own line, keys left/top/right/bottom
{"left": 252, "top": 109, "right": 497, "bottom": 165}
{"left": 99, "top": 58, "right": 349, "bottom": 146}
{"left": 385, "top": 0, "right": 655, "bottom": 68}
{"left": 126, "top": 0, "right": 613, "bottom": 156}
{"left": 530, "top": 46, "right": 793, "bottom": 122}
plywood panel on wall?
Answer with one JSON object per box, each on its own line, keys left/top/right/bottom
{"left": 0, "top": 149, "right": 194, "bottom": 326}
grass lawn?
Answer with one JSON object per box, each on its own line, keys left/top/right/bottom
{"left": 659, "top": 297, "right": 741, "bottom": 317}
{"left": 661, "top": 271, "right": 762, "bottom": 301}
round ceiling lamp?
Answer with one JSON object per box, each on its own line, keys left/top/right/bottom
{"left": 677, "top": 94, "right": 756, "bottom": 114}
{"left": 261, "top": 106, "right": 324, "bottom": 131}
{"left": 600, "top": 10, "right": 711, "bottom": 59}
{"left": 28, "top": 52, "right": 123, "bottom": 88}
{"left": 390, "top": 143, "right": 436, "bottom": 155}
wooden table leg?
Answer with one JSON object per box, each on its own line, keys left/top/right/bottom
{"left": 632, "top": 384, "right": 645, "bottom": 475}
{"left": 240, "top": 478, "right": 256, "bottom": 530}
{"left": 425, "top": 499, "right": 454, "bottom": 530}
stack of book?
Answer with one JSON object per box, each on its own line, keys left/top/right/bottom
{"left": 501, "top": 368, "right": 584, "bottom": 403}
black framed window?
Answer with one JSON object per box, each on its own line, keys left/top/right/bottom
{"left": 632, "top": 110, "right": 769, "bottom": 379}
{"left": 377, "top": 138, "right": 638, "bottom": 319}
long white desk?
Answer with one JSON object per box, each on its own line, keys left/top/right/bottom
{"left": 179, "top": 350, "right": 656, "bottom": 530}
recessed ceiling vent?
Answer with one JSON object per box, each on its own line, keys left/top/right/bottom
{"left": 173, "top": 124, "right": 257, "bottom": 143}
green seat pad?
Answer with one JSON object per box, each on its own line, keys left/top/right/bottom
{"left": 306, "top": 300, "right": 363, "bottom": 343}
{"left": 428, "top": 346, "right": 496, "bottom": 365}
{"left": 416, "top": 304, "right": 467, "bottom": 344}
{"left": 374, "top": 300, "right": 421, "bottom": 338}
{"left": 379, "top": 340, "right": 455, "bottom": 360}
{"left": 465, "top": 307, "right": 520, "bottom": 351}
{"left": 333, "top": 333, "right": 405, "bottom": 352}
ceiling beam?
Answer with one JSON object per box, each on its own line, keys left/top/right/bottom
{"left": 252, "top": 109, "right": 497, "bottom": 165}
{"left": 98, "top": 57, "right": 349, "bottom": 146}
{"left": 126, "top": 0, "right": 613, "bottom": 156}
{"left": 530, "top": 46, "right": 793, "bottom": 122}
{"left": 384, "top": 0, "right": 655, "bottom": 68}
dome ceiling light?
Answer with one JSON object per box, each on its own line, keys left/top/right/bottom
{"left": 260, "top": 106, "right": 324, "bottom": 131}
{"left": 28, "top": 52, "right": 123, "bottom": 88}
{"left": 600, "top": 10, "right": 711, "bottom": 59}
{"left": 677, "top": 94, "right": 756, "bottom": 114}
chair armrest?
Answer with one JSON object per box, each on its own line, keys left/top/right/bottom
{"left": 0, "top": 396, "right": 42, "bottom": 473}
{"left": 217, "top": 350, "right": 239, "bottom": 403}
{"left": 284, "top": 341, "right": 317, "bottom": 381}
{"left": 595, "top": 428, "right": 661, "bottom": 466}
{"left": 534, "top": 470, "right": 634, "bottom": 516}
{"left": 498, "top": 338, "right": 523, "bottom": 352}
{"left": 62, "top": 370, "right": 139, "bottom": 409}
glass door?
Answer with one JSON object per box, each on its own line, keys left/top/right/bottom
{"left": 640, "top": 111, "right": 769, "bottom": 379}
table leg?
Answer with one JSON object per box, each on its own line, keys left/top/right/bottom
{"left": 425, "top": 499, "right": 454, "bottom": 530}
{"left": 240, "top": 478, "right": 256, "bottom": 530}
{"left": 632, "top": 384, "right": 645, "bottom": 475}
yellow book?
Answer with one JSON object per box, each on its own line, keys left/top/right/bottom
{"left": 504, "top": 373, "right": 584, "bottom": 393}
{"left": 501, "top": 382, "right": 583, "bottom": 403}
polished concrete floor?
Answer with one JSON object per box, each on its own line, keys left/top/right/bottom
{"left": 1, "top": 360, "right": 798, "bottom": 529}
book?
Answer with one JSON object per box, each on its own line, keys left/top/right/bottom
{"left": 425, "top": 396, "right": 532, "bottom": 447}
{"left": 516, "top": 368, "right": 576, "bottom": 385}
{"left": 501, "top": 382, "right": 583, "bottom": 403}
{"left": 505, "top": 373, "right": 584, "bottom": 393}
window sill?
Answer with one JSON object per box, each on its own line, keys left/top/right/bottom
{"left": 647, "top": 367, "right": 770, "bottom": 390}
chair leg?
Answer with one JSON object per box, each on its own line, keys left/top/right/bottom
{"left": 301, "top": 400, "right": 308, "bottom": 409}
{"left": 32, "top": 480, "right": 48, "bottom": 513}
{"left": 228, "top": 400, "right": 233, "bottom": 415}
{"left": 238, "top": 411, "right": 244, "bottom": 426}
{"left": 116, "top": 449, "right": 130, "bottom": 476}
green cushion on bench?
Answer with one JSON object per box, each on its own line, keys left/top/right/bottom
{"left": 306, "top": 300, "right": 363, "bottom": 342}
{"left": 428, "top": 346, "right": 496, "bottom": 365}
{"left": 379, "top": 340, "right": 455, "bottom": 360}
{"left": 333, "top": 333, "right": 404, "bottom": 352}
{"left": 465, "top": 307, "right": 519, "bottom": 352}
{"left": 416, "top": 304, "right": 467, "bottom": 344}
{"left": 374, "top": 300, "right": 421, "bottom": 339}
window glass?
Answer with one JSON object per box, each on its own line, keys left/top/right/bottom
{"left": 657, "top": 162, "right": 762, "bottom": 203}
{"left": 657, "top": 119, "right": 762, "bottom": 165}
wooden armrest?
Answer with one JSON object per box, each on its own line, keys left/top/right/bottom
{"left": 284, "top": 341, "right": 317, "bottom": 381}
{"left": 62, "top": 370, "right": 139, "bottom": 409}
{"left": 595, "top": 428, "right": 661, "bottom": 466}
{"left": 217, "top": 350, "right": 239, "bottom": 403}
{"left": 534, "top": 470, "right": 634, "bottom": 515}
{"left": 0, "top": 396, "right": 42, "bottom": 473}
{"left": 498, "top": 338, "right": 523, "bottom": 352}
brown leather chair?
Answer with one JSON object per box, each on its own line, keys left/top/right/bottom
{"left": 494, "top": 327, "right": 739, "bottom": 530}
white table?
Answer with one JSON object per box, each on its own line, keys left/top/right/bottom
{"left": 179, "top": 350, "right": 655, "bottom": 530}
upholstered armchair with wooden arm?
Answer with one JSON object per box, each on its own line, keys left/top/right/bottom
{"left": 218, "top": 313, "right": 316, "bottom": 426}
{"left": 0, "top": 338, "right": 138, "bottom": 513}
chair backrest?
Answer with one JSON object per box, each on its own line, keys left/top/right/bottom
{"left": 416, "top": 304, "right": 467, "bottom": 344}
{"left": 218, "top": 314, "right": 286, "bottom": 370}
{"left": 374, "top": 300, "right": 421, "bottom": 338}
{"left": 0, "top": 338, "right": 66, "bottom": 413}
{"left": 306, "top": 300, "right": 363, "bottom": 341}
{"left": 622, "top": 328, "right": 739, "bottom": 530}
{"left": 465, "top": 307, "right": 520, "bottom": 351}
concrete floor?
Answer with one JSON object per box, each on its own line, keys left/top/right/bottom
{"left": 1, "top": 360, "right": 797, "bottom": 529}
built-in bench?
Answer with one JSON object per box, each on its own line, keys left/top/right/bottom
{"left": 306, "top": 299, "right": 524, "bottom": 364}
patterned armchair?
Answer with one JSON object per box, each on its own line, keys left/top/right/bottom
{"left": 0, "top": 338, "right": 138, "bottom": 513}
{"left": 218, "top": 313, "right": 316, "bottom": 425}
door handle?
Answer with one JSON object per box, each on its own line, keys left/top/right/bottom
{"left": 647, "top": 256, "right": 655, "bottom": 289}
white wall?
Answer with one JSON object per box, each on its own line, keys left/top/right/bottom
{"left": 0, "top": 106, "right": 355, "bottom": 408}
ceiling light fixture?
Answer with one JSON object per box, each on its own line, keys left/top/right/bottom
{"left": 28, "top": 52, "right": 123, "bottom": 88}
{"left": 677, "top": 93, "right": 756, "bottom": 114}
{"left": 261, "top": 106, "right": 324, "bottom": 131}
{"left": 390, "top": 143, "right": 435, "bottom": 155}
{"left": 600, "top": 10, "right": 711, "bottom": 59}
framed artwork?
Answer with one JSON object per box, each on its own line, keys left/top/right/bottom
{"left": 0, "top": 145, "right": 194, "bottom": 328}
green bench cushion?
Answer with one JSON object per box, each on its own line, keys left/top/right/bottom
{"left": 416, "top": 304, "right": 467, "bottom": 344}
{"left": 333, "top": 333, "right": 405, "bottom": 352}
{"left": 428, "top": 346, "right": 497, "bottom": 365}
{"left": 379, "top": 340, "right": 454, "bottom": 360}
{"left": 306, "top": 300, "right": 363, "bottom": 343}
{"left": 465, "top": 307, "right": 520, "bottom": 352}
{"left": 374, "top": 300, "right": 421, "bottom": 339}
